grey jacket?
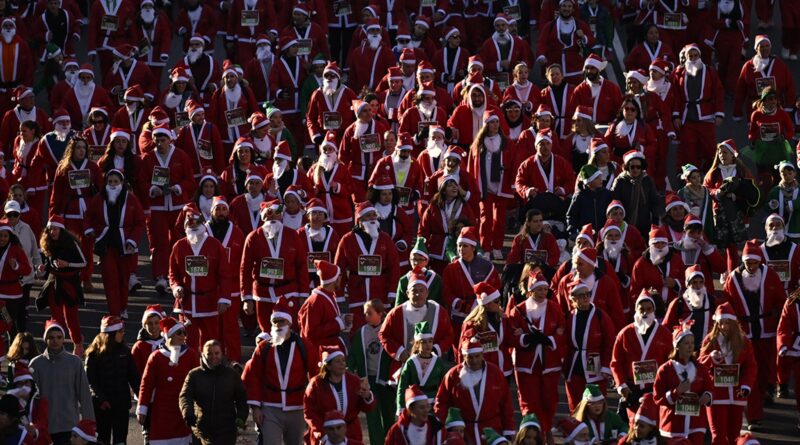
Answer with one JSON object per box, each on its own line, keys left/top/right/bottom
{"left": 11, "top": 220, "right": 40, "bottom": 285}
{"left": 29, "top": 348, "right": 95, "bottom": 433}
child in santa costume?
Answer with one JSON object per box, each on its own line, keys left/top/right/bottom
{"left": 136, "top": 317, "right": 200, "bottom": 445}
{"left": 458, "top": 282, "right": 513, "bottom": 377}
{"left": 303, "top": 346, "right": 376, "bottom": 445}
{"left": 573, "top": 384, "right": 628, "bottom": 443}
{"left": 507, "top": 269, "right": 565, "bottom": 434}
{"left": 0, "top": 221, "right": 29, "bottom": 360}
{"left": 131, "top": 304, "right": 166, "bottom": 375}
{"left": 618, "top": 393, "right": 659, "bottom": 445}
{"left": 385, "top": 384, "right": 446, "bottom": 445}
{"left": 7, "top": 362, "right": 50, "bottom": 445}
{"left": 318, "top": 410, "right": 365, "bottom": 445}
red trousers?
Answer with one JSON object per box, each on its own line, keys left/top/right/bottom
{"left": 515, "top": 370, "right": 560, "bottom": 433}
{"left": 478, "top": 193, "right": 510, "bottom": 251}
{"left": 254, "top": 300, "right": 276, "bottom": 333}
{"left": 220, "top": 300, "right": 242, "bottom": 362}
{"left": 715, "top": 31, "right": 746, "bottom": 94}
{"left": 146, "top": 210, "right": 180, "bottom": 279}
{"left": 565, "top": 375, "right": 607, "bottom": 412}
{"left": 782, "top": 355, "right": 800, "bottom": 411}
{"left": 755, "top": 0, "right": 774, "bottom": 23}
{"left": 65, "top": 219, "right": 94, "bottom": 282}
{"left": 678, "top": 121, "right": 717, "bottom": 171}
{"left": 181, "top": 314, "right": 220, "bottom": 351}
{"left": 100, "top": 247, "right": 132, "bottom": 316}
{"left": 647, "top": 128, "right": 669, "bottom": 191}
{"left": 47, "top": 294, "right": 82, "bottom": 345}
{"left": 707, "top": 404, "right": 745, "bottom": 445}
{"left": 777, "top": 355, "right": 794, "bottom": 385}
{"left": 747, "top": 338, "right": 776, "bottom": 421}
{"left": 781, "top": 0, "right": 800, "bottom": 53}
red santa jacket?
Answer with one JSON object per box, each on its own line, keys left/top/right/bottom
{"left": 280, "top": 22, "right": 331, "bottom": 63}
{"left": 441, "top": 257, "right": 501, "bottom": 320}
{"left": 572, "top": 78, "right": 624, "bottom": 125}
{"left": 243, "top": 58, "right": 272, "bottom": 107}
{"left": 629, "top": 252, "right": 686, "bottom": 314}
{"left": 131, "top": 16, "right": 172, "bottom": 69}
{"left": 676, "top": 243, "right": 726, "bottom": 295}
{"left": 305, "top": 86, "right": 358, "bottom": 141}
{"left": 304, "top": 372, "right": 376, "bottom": 445}
{"left": 137, "top": 346, "right": 200, "bottom": 442}
{"left": 625, "top": 41, "right": 677, "bottom": 73}
{"left": 425, "top": 168, "right": 480, "bottom": 214}
{"left": 48, "top": 158, "right": 103, "bottom": 219}
{"left": 385, "top": 410, "right": 445, "bottom": 445}
{"left": 761, "top": 240, "right": 800, "bottom": 293}
{"left": 335, "top": 230, "right": 401, "bottom": 306}
{"left": 503, "top": 81, "right": 541, "bottom": 114}
{"left": 563, "top": 304, "right": 616, "bottom": 383}
{"left": 672, "top": 64, "right": 725, "bottom": 123}
{"left": 297, "top": 224, "right": 341, "bottom": 287}
{"left": 514, "top": 126, "right": 565, "bottom": 168}
{"left": 398, "top": 105, "right": 449, "bottom": 153}
{"left": 240, "top": 225, "right": 310, "bottom": 301}
{"left": 0, "top": 107, "right": 52, "bottom": 158}
{"left": 103, "top": 60, "right": 158, "bottom": 102}
{"left": 0, "top": 243, "right": 32, "bottom": 299}
{"left": 458, "top": 315, "right": 514, "bottom": 376}
{"left": 131, "top": 336, "right": 165, "bottom": 375}
{"left": 777, "top": 297, "right": 800, "bottom": 358}
{"left": 227, "top": 0, "right": 278, "bottom": 43}
{"left": 540, "top": 83, "right": 577, "bottom": 140}
{"left": 514, "top": 153, "right": 576, "bottom": 199}
{"left": 506, "top": 231, "right": 561, "bottom": 268}
{"left": 479, "top": 35, "right": 531, "bottom": 76}
{"left": 556, "top": 271, "right": 626, "bottom": 331}
{"left": 652, "top": 359, "right": 713, "bottom": 438}
{"left": 309, "top": 162, "right": 358, "bottom": 226}
{"left": 452, "top": 78, "right": 503, "bottom": 109}
{"left": 298, "top": 287, "right": 347, "bottom": 353}
{"left": 23, "top": 395, "right": 50, "bottom": 445}
{"left": 264, "top": 168, "right": 314, "bottom": 202}
{"left": 748, "top": 108, "right": 795, "bottom": 143}
{"left": 339, "top": 118, "right": 390, "bottom": 183}
{"left": 0, "top": 38, "right": 35, "bottom": 92}
{"left": 535, "top": 17, "right": 596, "bottom": 80}
{"left": 31, "top": 7, "right": 81, "bottom": 60}
{"left": 139, "top": 146, "right": 195, "bottom": 211}
{"left": 220, "top": 163, "right": 267, "bottom": 201}
{"left": 466, "top": 137, "right": 516, "bottom": 200}
{"left": 242, "top": 333, "right": 320, "bottom": 410}
{"left": 269, "top": 56, "right": 307, "bottom": 115}
{"left": 346, "top": 42, "right": 396, "bottom": 94}
{"left": 87, "top": 0, "right": 135, "bottom": 54}
{"left": 368, "top": 155, "right": 425, "bottom": 212}
{"left": 507, "top": 298, "right": 566, "bottom": 374}
{"left": 83, "top": 189, "right": 145, "bottom": 252}
{"left": 697, "top": 336, "right": 757, "bottom": 406}
{"left": 228, "top": 193, "right": 263, "bottom": 234}
{"left": 111, "top": 106, "right": 150, "bottom": 154}
{"left": 418, "top": 199, "right": 477, "bottom": 261}
{"left": 448, "top": 103, "right": 508, "bottom": 147}
{"left": 175, "top": 54, "right": 222, "bottom": 101}
{"left": 174, "top": 121, "right": 226, "bottom": 177}
{"left": 205, "top": 219, "right": 246, "bottom": 301}
{"left": 175, "top": 4, "right": 218, "bottom": 52}
{"left": 722, "top": 264, "right": 786, "bottom": 339}
{"left": 610, "top": 321, "right": 673, "bottom": 392}
{"left": 208, "top": 84, "right": 259, "bottom": 144}
{"left": 635, "top": 90, "right": 676, "bottom": 137}
{"left": 8, "top": 136, "right": 47, "bottom": 195}
{"left": 433, "top": 361, "right": 516, "bottom": 443}
{"left": 380, "top": 300, "right": 454, "bottom": 382}
{"left": 433, "top": 46, "right": 469, "bottom": 87}
{"left": 734, "top": 56, "right": 796, "bottom": 119}
{"left": 62, "top": 85, "right": 115, "bottom": 130}
{"left": 169, "top": 235, "right": 232, "bottom": 317}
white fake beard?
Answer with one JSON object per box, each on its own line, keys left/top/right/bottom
{"left": 2, "top": 29, "right": 14, "bottom": 44}
{"left": 525, "top": 298, "right": 545, "bottom": 321}
{"left": 272, "top": 159, "right": 288, "bottom": 179}
{"left": 322, "top": 78, "right": 338, "bottom": 95}
{"left": 604, "top": 239, "right": 621, "bottom": 259}
{"left": 580, "top": 273, "right": 596, "bottom": 291}
{"left": 256, "top": 46, "right": 273, "bottom": 62}
{"left": 493, "top": 31, "right": 511, "bottom": 45}
{"left": 685, "top": 286, "right": 706, "bottom": 309}
{"left": 169, "top": 345, "right": 181, "bottom": 366}
{"left": 64, "top": 71, "right": 78, "bottom": 87}
{"left": 753, "top": 54, "right": 769, "bottom": 74}
{"left": 126, "top": 103, "right": 138, "bottom": 115}
{"left": 75, "top": 80, "right": 94, "bottom": 99}
{"left": 367, "top": 34, "right": 381, "bottom": 50}
{"left": 141, "top": 9, "right": 155, "bottom": 23}
{"left": 685, "top": 59, "right": 704, "bottom": 77}
{"left": 742, "top": 268, "right": 762, "bottom": 292}
{"left": 458, "top": 366, "right": 482, "bottom": 389}
{"left": 363, "top": 220, "right": 379, "bottom": 238}
{"left": 225, "top": 84, "right": 242, "bottom": 104}
{"left": 484, "top": 135, "right": 501, "bottom": 153}
{"left": 186, "top": 225, "right": 207, "bottom": 245}
{"left": 187, "top": 48, "right": 202, "bottom": 64}
{"left": 265, "top": 220, "right": 282, "bottom": 239}
{"left": 354, "top": 120, "right": 370, "bottom": 137}
{"left": 633, "top": 311, "right": 656, "bottom": 335}
{"left": 766, "top": 229, "right": 785, "bottom": 247}
{"left": 646, "top": 78, "right": 669, "bottom": 98}
{"left": 270, "top": 325, "right": 290, "bottom": 346}
{"left": 106, "top": 184, "right": 122, "bottom": 204}
{"left": 320, "top": 152, "right": 337, "bottom": 171}
{"left": 426, "top": 138, "right": 444, "bottom": 158}
{"left": 308, "top": 226, "right": 324, "bottom": 241}
{"left": 649, "top": 245, "right": 668, "bottom": 265}
{"left": 682, "top": 236, "right": 697, "bottom": 250}
{"left": 246, "top": 193, "right": 264, "bottom": 212}
{"left": 253, "top": 136, "right": 273, "bottom": 158}
{"left": 418, "top": 100, "right": 436, "bottom": 115}
{"left": 163, "top": 91, "right": 182, "bottom": 109}
{"left": 54, "top": 125, "right": 70, "bottom": 141}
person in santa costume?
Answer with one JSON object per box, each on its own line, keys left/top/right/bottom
{"left": 458, "top": 282, "right": 513, "bottom": 378}
{"left": 140, "top": 125, "right": 196, "bottom": 293}
{"left": 393, "top": 319, "right": 452, "bottom": 414}
{"left": 298, "top": 258, "right": 349, "bottom": 356}
{"left": 6, "top": 361, "right": 51, "bottom": 445}
{"left": 308, "top": 133, "right": 359, "bottom": 235}
{"left": 103, "top": 44, "right": 158, "bottom": 106}
{"left": 219, "top": 137, "right": 268, "bottom": 201}
{"left": 516, "top": 105, "right": 564, "bottom": 165}
{"left": 593, "top": 219, "right": 635, "bottom": 302}
{"left": 697, "top": 302, "right": 758, "bottom": 444}
{"left": 136, "top": 317, "right": 200, "bottom": 445}
{"left": 629, "top": 225, "right": 686, "bottom": 316}
{"left": 110, "top": 85, "right": 150, "bottom": 155}
{"left": 672, "top": 44, "right": 725, "bottom": 171}
{"left": 478, "top": 14, "right": 529, "bottom": 77}
{"left": 175, "top": 99, "right": 225, "bottom": 178}
{"left": 0, "top": 87, "right": 51, "bottom": 159}
{"left": 418, "top": 176, "right": 477, "bottom": 274}
{"left": 605, "top": 97, "right": 656, "bottom": 167}
{"left": 87, "top": 0, "right": 134, "bottom": 77}
{"left": 280, "top": 2, "right": 330, "bottom": 63}
{"left": 306, "top": 62, "right": 358, "bottom": 143}
{"left": 434, "top": 334, "right": 515, "bottom": 444}
{"left": 721, "top": 240, "right": 786, "bottom": 430}
{"left": 158, "top": 67, "right": 194, "bottom": 125}
{"left": 269, "top": 35, "right": 307, "bottom": 144}
{"left": 30, "top": 0, "right": 81, "bottom": 61}
{"left": 538, "top": 64, "right": 577, "bottom": 143}
{"left": 297, "top": 199, "right": 341, "bottom": 289}
{"left": 625, "top": 24, "right": 677, "bottom": 73}
{"left": 96, "top": 128, "right": 142, "bottom": 199}
{"left": 224, "top": 0, "right": 278, "bottom": 65}
{"left": 208, "top": 60, "right": 259, "bottom": 157}
{"left": 379, "top": 266, "right": 454, "bottom": 383}
{"left": 672, "top": 214, "right": 726, "bottom": 292}
{"left": 0, "top": 19, "right": 33, "bottom": 116}
{"left": 346, "top": 18, "right": 395, "bottom": 94}
{"left": 503, "top": 63, "right": 540, "bottom": 117}
{"left": 653, "top": 320, "right": 714, "bottom": 444}
{"left": 334, "top": 201, "right": 400, "bottom": 330}
{"left": 776, "top": 284, "right": 800, "bottom": 420}
{"left": 61, "top": 65, "right": 114, "bottom": 131}
{"left": 416, "top": 125, "right": 447, "bottom": 200}
{"left": 228, "top": 171, "right": 267, "bottom": 234}
{"left": 136, "top": 107, "right": 170, "bottom": 156}
{"left": 571, "top": 54, "right": 622, "bottom": 126}
{"left": 386, "top": 384, "right": 446, "bottom": 445}
{"left": 84, "top": 169, "right": 144, "bottom": 319}
{"left": 368, "top": 132, "right": 424, "bottom": 218}
{"left": 175, "top": 36, "right": 222, "bottom": 108}
{"left": 280, "top": 185, "right": 306, "bottom": 230}
{"left": 611, "top": 289, "right": 673, "bottom": 418}
{"left": 604, "top": 202, "right": 643, "bottom": 261}
{"left": 448, "top": 83, "right": 506, "bottom": 147}
{"left": 377, "top": 66, "right": 408, "bottom": 130}
{"left": 131, "top": 304, "right": 166, "bottom": 374}
{"left": 398, "top": 83, "right": 449, "bottom": 154}
{"left": 340, "top": 100, "right": 390, "bottom": 193}
{"left": 0, "top": 220, "right": 30, "bottom": 348}
{"left": 303, "top": 346, "right": 376, "bottom": 445}
{"left": 536, "top": 1, "right": 594, "bottom": 85}
{"left": 759, "top": 213, "right": 800, "bottom": 295}
{"left": 247, "top": 111, "right": 275, "bottom": 165}
{"left": 242, "top": 35, "right": 274, "bottom": 107}
{"left": 242, "top": 295, "right": 319, "bottom": 445}
{"left": 175, "top": 0, "right": 218, "bottom": 53}
{"left": 8, "top": 120, "right": 46, "bottom": 204}
{"left": 130, "top": 0, "right": 171, "bottom": 82}
{"left": 425, "top": 145, "right": 479, "bottom": 215}
{"left": 365, "top": 174, "right": 414, "bottom": 271}
{"left": 264, "top": 140, "right": 313, "bottom": 201}
{"left": 433, "top": 26, "right": 469, "bottom": 94}
{"left": 395, "top": 60, "right": 455, "bottom": 117}
{"left": 50, "top": 58, "right": 80, "bottom": 111}
{"left": 733, "top": 36, "right": 794, "bottom": 122}
{"left": 506, "top": 208, "right": 562, "bottom": 278}
{"left": 240, "top": 199, "right": 309, "bottom": 332}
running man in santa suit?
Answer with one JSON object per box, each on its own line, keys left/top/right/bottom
{"left": 629, "top": 225, "right": 686, "bottom": 316}
{"left": 309, "top": 132, "right": 359, "bottom": 236}
{"left": 306, "top": 62, "right": 358, "bottom": 144}
{"left": 662, "top": 265, "right": 720, "bottom": 351}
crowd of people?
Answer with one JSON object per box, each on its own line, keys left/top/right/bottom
{"left": 0, "top": 0, "right": 797, "bottom": 444}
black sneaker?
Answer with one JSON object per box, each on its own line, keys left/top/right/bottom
{"left": 777, "top": 384, "right": 790, "bottom": 399}
{"left": 747, "top": 420, "right": 762, "bottom": 431}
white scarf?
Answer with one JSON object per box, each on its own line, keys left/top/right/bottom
{"left": 403, "top": 303, "right": 427, "bottom": 325}
{"left": 485, "top": 134, "right": 501, "bottom": 153}
{"left": 742, "top": 268, "right": 761, "bottom": 292}
{"left": 525, "top": 298, "right": 545, "bottom": 321}
{"left": 225, "top": 84, "right": 242, "bottom": 107}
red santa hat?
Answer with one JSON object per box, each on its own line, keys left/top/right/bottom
{"left": 584, "top": 53, "right": 607, "bottom": 71}
{"left": 753, "top": 34, "right": 770, "bottom": 50}
{"left": 249, "top": 112, "right": 268, "bottom": 130}
{"left": 47, "top": 215, "right": 66, "bottom": 230}
{"left": 355, "top": 201, "right": 377, "bottom": 220}
{"left": 493, "top": 13, "right": 510, "bottom": 25}
{"left": 683, "top": 214, "right": 702, "bottom": 229}
{"left": 160, "top": 316, "right": 185, "bottom": 338}
{"left": 184, "top": 207, "right": 203, "bottom": 227}
{"left": 713, "top": 301, "right": 737, "bottom": 322}
{"left": 428, "top": 125, "right": 445, "bottom": 137}
{"left": 623, "top": 150, "right": 645, "bottom": 165}
{"left": 12, "top": 362, "right": 33, "bottom": 383}
{"left": 100, "top": 315, "right": 124, "bottom": 333}
{"left": 460, "top": 331, "right": 483, "bottom": 355}
{"left": 320, "top": 131, "right": 338, "bottom": 151}
{"left": 396, "top": 132, "right": 414, "bottom": 151}
{"left": 210, "top": 196, "right": 228, "bottom": 210}
{"left": 468, "top": 55, "right": 484, "bottom": 69}
{"left": 534, "top": 129, "right": 552, "bottom": 146}
{"left": 89, "top": 106, "right": 108, "bottom": 118}
{"left": 625, "top": 69, "right": 649, "bottom": 85}
{"left": 634, "top": 393, "right": 658, "bottom": 426}
{"left": 315, "top": 260, "right": 340, "bottom": 285}
{"left": 634, "top": 288, "right": 655, "bottom": 308}
{"left": 590, "top": 137, "right": 608, "bottom": 154}
{"left": 467, "top": 73, "right": 485, "bottom": 87}
{"left": 273, "top": 140, "right": 292, "bottom": 162}
{"left": 443, "top": 26, "right": 460, "bottom": 40}
{"left": 418, "top": 60, "right": 435, "bottom": 74}
{"left": 415, "top": 15, "right": 432, "bottom": 29}
{"left": 648, "top": 225, "right": 669, "bottom": 245}
{"left": 736, "top": 433, "right": 760, "bottom": 445}
{"left": 199, "top": 170, "right": 219, "bottom": 186}
{"left": 278, "top": 34, "right": 298, "bottom": 52}
{"left": 527, "top": 269, "right": 549, "bottom": 290}
{"left": 606, "top": 200, "right": 624, "bottom": 217}
{"left": 51, "top": 108, "right": 70, "bottom": 125}
{"left": 293, "top": 2, "right": 312, "bottom": 16}
{"left": 234, "top": 137, "right": 254, "bottom": 152}
{"left": 404, "top": 384, "right": 428, "bottom": 408}
{"left": 320, "top": 345, "right": 345, "bottom": 365}
{"left": 185, "top": 99, "right": 204, "bottom": 118}
{"left": 255, "top": 34, "right": 271, "bottom": 46}
{"left": 222, "top": 59, "right": 238, "bottom": 78}
{"left": 305, "top": 198, "right": 328, "bottom": 215}
{"left": 149, "top": 106, "right": 170, "bottom": 126}
{"left": 672, "top": 317, "right": 697, "bottom": 348}
{"left": 72, "top": 420, "right": 97, "bottom": 443}
{"left": 456, "top": 226, "right": 479, "bottom": 247}
{"left": 323, "top": 61, "right": 342, "bottom": 78}
{"left": 352, "top": 99, "right": 370, "bottom": 115}
{"left": 418, "top": 81, "right": 435, "bottom": 96}
{"left": 649, "top": 58, "right": 670, "bottom": 75}
{"left": 766, "top": 213, "right": 784, "bottom": 226}
{"left": 557, "top": 417, "right": 588, "bottom": 444}
{"left": 437, "top": 174, "right": 458, "bottom": 191}
{"left": 284, "top": 184, "right": 304, "bottom": 203}
{"left": 681, "top": 43, "right": 701, "bottom": 58}
{"left": 365, "top": 17, "right": 381, "bottom": 31}
{"left": 124, "top": 85, "right": 145, "bottom": 102}
{"left": 718, "top": 139, "right": 738, "bottom": 157}
{"left": 388, "top": 66, "right": 403, "bottom": 81}
{"left": 63, "top": 58, "right": 79, "bottom": 70}
{"left": 189, "top": 34, "right": 206, "bottom": 46}
{"left": 483, "top": 109, "right": 500, "bottom": 125}
{"left": 576, "top": 223, "right": 595, "bottom": 245}
{"left": 372, "top": 171, "right": 394, "bottom": 191}
{"left": 43, "top": 319, "right": 65, "bottom": 338}
{"left": 141, "top": 304, "right": 166, "bottom": 325}
{"left": 474, "top": 282, "right": 501, "bottom": 306}
{"left": 112, "top": 43, "right": 136, "bottom": 59}
{"left": 395, "top": 21, "right": 411, "bottom": 39}
{"left": 270, "top": 296, "right": 295, "bottom": 323}
{"left": 12, "top": 86, "right": 33, "bottom": 102}
{"left": 572, "top": 105, "right": 592, "bottom": 121}
{"left": 574, "top": 247, "right": 597, "bottom": 268}
{"left": 685, "top": 264, "right": 704, "bottom": 285}
{"left": 323, "top": 410, "right": 346, "bottom": 428}
{"left": 408, "top": 265, "right": 429, "bottom": 288}
{"left": 600, "top": 219, "right": 621, "bottom": 238}
{"left": 535, "top": 104, "right": 553, "bottom": 117}
{"left": 445, "top": 145, "right": 466, "bottom": 160}
{"left": 152, "top": 125, "right": 172, "bottom": 139}
{"left": 109, "top": 127, "right": 130, "bottom": 141}
{"left": 171, "top": 66, "right": 190, "bottom": 83}
{"left": 742, "top": 239, "right": 762, "bottom": 262}
{"left": 260, "top": 199, "right": 282, "bottom": 220}
{"left": 362, "top": 3, "right": 381, "bottom": 17}
{"left": 665, "top": 193, "right": 689, "bottom": 213}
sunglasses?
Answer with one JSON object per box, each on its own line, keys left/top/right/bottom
{"left": 5, "top": 212, "right": 19, "bottom": 218}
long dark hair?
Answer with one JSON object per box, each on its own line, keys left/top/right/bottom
{"left": 56, "top": 137, "right": 89, "bottom": 175}
{"left": 193, "top": 178, "right": 221, "bottom": 203}
{"left": 100, "top": 139, "right": 138, "bottom": 190}
{"left": 615, "top": 96, "right": 645, "bottom": 124}
{"left": 39, "top": 226, "right": 81, "bottom": 259}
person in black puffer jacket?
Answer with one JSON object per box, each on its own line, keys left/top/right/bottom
{"left": 84, "top": 315, "right": 140, "bottom": 445}
{"left": 179, "top": 339, "right": 248, "bottom": 445}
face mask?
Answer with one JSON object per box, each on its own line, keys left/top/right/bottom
{"left": 265, "top": 220, "right": 282, "bottom": 238}
{"left": 363, "top": 220, "right": 379, "bottom": 238}
{"left": 141, "top": 8, "right": 155, "bottom": 23}
{"left": 2, "top": 28, "right": 15, "bottom": 44}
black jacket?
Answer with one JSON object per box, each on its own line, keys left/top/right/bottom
{"left": 179, "top": 360, "right": 248, "bottom": 444}
{"left": 85, "top": 341, "right": 140, "bottom": 406}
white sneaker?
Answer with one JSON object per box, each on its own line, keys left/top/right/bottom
{"left": 120, "top": 309, "right": 129, "bottom": 320}
{"left": 782, "top": 48, "right": 791, "bottom": 59}
{"left": 492, "top": 249, "right": 504, "bottom": 260}
{"left": 129, "top": 274, "right": 142, "bottom": 293}
{"left": 155, "top": 277, "right": 168, "bottom": 294}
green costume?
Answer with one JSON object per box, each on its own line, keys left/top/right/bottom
{"left": 394, "top": 323, "right": 452, "bottom": 414}
{"left": 348, "top": 322, "right": 395, "bottom": 445}
{"left": 581, "top": 385, "right": 628, "bottom": 443}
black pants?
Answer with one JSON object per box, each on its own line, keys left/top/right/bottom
{"left": 94, "top": 399, "right": 131, "bottom": 445}
{"left": 51, "top": 432, "right": 72, "bottom": 445}
{"left": 6, "top": 288, "right": 29, "bottom": 337}
{"left": 330, "top": 27, "right": 356, "bottom": 67}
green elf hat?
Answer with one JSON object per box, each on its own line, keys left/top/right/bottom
{"left": 445, "top": 407, "right": 465, "bottom": 429}
{"left": 582, "top": 384, "right": 604, "bottom": 403}
{"left": 263, "top": 103, "right": 281, "bottom": 119}
{"left": 311, "top": 53, "right": 327, "bottom": 66}
{"left": 482, "top": 428, "right": 509, "bottom": 445}
{"left": 519, "top": 413, "right": 541, "bottom": 431}
{"left": 410, "top": 237, "right": 429, "bottom": 259}
{"left": 680, "top": 163, "right": 698, "bottom": 181}
{"left": 579, "top": 164, "right": 602, "bottom": 184}
{"left": 413, "top": 321, "right": 433, "bottom": 341}
{"left": 775, "top": 160, "right": 795, "bottom": 171}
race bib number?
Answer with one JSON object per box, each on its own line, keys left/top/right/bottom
{"left": 197, "top": 139, "right": 214, "bottom": 160}
{"left": 185, "top": 255, "right": 209, "bottom": 277}
{"left": 755, "top": 76, "right": 776, "bottom": 96}
{"left": 240, "top": 10, "right": 260, "bottom": 26}
{"left": 174, "top": 111, "right": 190, "bottom": 128}
{"left": 675, "top": 392, "right": 701, "bottom": 417}
{"left": 68, "top": 169, "right": 91, "bottom": 189}
{"left": 333, "top": 0, "right": 352, "bottom": 16}
{"left": 524, "top": 249, "right": 548, "bottom": 265}
{"left": 359, "top": 133, "right": 380, "bottom": 153}
{"left": 151, "top": 166, "right": 170, "bottom": 187}
{"left": 663, "top": 13, "right": 682, "bottom": 29}
{"left": 225, "top": 108, "right": 246, "bottom": 128}
{"left": 137, "top": 38, "right": 152, "bottom": 57}
{"left": 586, "top": 352, "right": 600, "bottom": 376}
{"left": 296, "top": 39, "right": 312, "bottom": 56}
{"left": 259, "top": 257, "right": 285, "bottom": 280}
{"left": 421, "top": 0, "right": 435, "bottom": 6}
{"left": 503, "top": 5, "right": 521, "bottom": 21}
{"left": 323, "top": 112, "right": 342, "bottom": 130}
{"left": 396, "top": 187, "right": 412, "bottom": 207}
{"left": 101, "top": 15, "right": 119, "bottom": 32}
{"left": 714, "top": 363, "right": 740, "bottom": 387}
{"left": 632, "top": 359, "right": 658, "bottom": 385}
{"left": 478, "top": 330, "right": 499, "bottom": 353}
{"left": 767, "top": 260, "right": 790, "bottom": 283}
{"left": 759, "top": 122, "right": 780, "bottom": 142}
{"left": 358, "top": 255, "right": 382, "bottom": 276}
{"left": 307, "top": 251, "right": 331, "bottom": 272}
